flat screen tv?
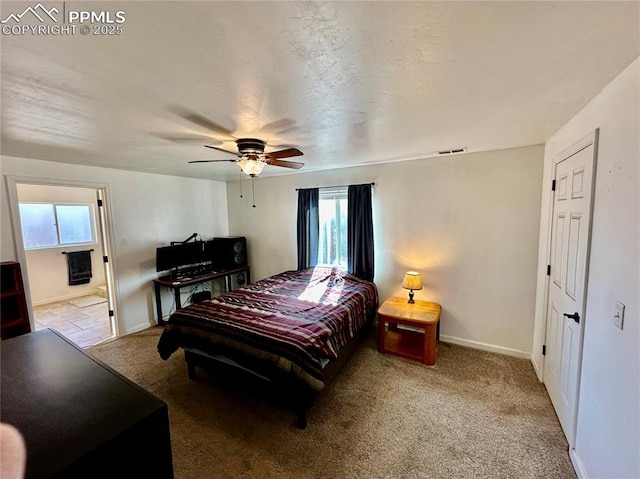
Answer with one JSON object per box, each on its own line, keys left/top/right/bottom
{"left": 156, "top": 242, "right": 208, "bottom": 272}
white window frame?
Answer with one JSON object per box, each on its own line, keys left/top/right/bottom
{"left": 318, "top": 186, "right": 348, "bottom": 269}
{"left": 19, "top": 202, "right": 98, "bottom": 250}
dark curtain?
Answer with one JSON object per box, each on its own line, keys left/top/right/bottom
{"left": 347, "top": 184, "right": 374, "bottom": 282}
{"left": 296, "top": 188, "right": 319, "bottom": 270}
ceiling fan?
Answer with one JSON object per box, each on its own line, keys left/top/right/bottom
{"left": 189, "top": 138, "right": 304, "bottom": 176}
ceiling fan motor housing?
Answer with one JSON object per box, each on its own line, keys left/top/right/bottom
{"left": 236, "top": 138, "right": 266, "bottom": 156}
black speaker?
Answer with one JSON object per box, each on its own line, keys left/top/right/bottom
{"left": 212, "top": 236, "right": 247, "bottom": 270}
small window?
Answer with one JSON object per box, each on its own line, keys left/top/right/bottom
{"left": 318, "top": 187, "right": 348, "bottom": 268}
{"left": 19, "top": 203, "right": 96, "bottom": 250}
{"left": 18, "top": 204, "right": 58, "bottom": 249}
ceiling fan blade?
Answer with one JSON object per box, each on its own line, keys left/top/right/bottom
{"left": 204, "top": 145, "right": 240, "bottom": 156}
{"left": 267, "top": 143, "right": 299, "bottom": 149}
{"left": 274, "top": 125, "right": 300, "bottom": 136}
{"left": 154, "top": 133, "right": 222, "bottom": 144}
{"left": 265, "top": 158, "right": 305, "bottom": 169}
{"left": 188, "top": 159, "right": 237, "bottom": 164}
{"left": 263, "top": 148, "right": 304, "bottom": 160}
{"left": 261, "top": 118, "right": 296, "bottom": 134}
{"left": 168, "top": 106, "right": 236, "bottom": 139}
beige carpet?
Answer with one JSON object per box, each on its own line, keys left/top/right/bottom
{"left": 88, "top": 326, "right": 576, "bottom": 479}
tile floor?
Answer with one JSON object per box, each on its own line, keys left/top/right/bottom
{"left": 32, "top": 294, "right": 113, "bottom": 348}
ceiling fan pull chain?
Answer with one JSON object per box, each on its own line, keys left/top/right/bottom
{"left": 239, "top": 170, "right": 244, "bottom": 198}
{"left": 252, "top": 176, "right": 256, "bottom": 208}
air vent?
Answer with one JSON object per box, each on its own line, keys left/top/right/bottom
{"left": 438, "top": 147, "right": 467, "bottom": 155}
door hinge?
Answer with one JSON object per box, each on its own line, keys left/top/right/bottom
{"left": 97, "top": 199, "right": 103, "bottom": 207}
{"left": 552, "top": 179, "right": 556, "bottom": 191}
{"left": 542, "top": 345, "right": 546, "bottom": 356}
{"left": 108, "top": 310, "right": 114, "bottom": 317}
{"left": 546, "top": 265, "right": 551, "bottom": 276}
{"left": 103, "top": 256, "right": 109, "bottom": 263}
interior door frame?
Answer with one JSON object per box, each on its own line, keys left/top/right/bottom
{"left": 541, "top": 128, "right": 599, "bottom": 448}
{"left": 5, "top": 175, "right": 120, "bottom": 340}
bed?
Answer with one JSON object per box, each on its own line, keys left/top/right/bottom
{"left": 157, "top": 266, "right": 379, "bottom": 428}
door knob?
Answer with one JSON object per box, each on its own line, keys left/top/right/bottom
{"left": 563, "top": 312, "right": 580, "bottom": 323}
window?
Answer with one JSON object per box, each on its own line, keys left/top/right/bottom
{"left": 318, "top": 187, "right": 348, "bottom": 268}
{"left": 19, "top": 203, "right": 96, "bottom": 250}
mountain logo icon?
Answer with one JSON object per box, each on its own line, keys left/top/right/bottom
{"left": 1, "top": 3, "right": 59, "bottom": 24}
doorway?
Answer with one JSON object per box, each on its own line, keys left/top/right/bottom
{"left": 7, "top": 178, "right": 118, "bottom": 348}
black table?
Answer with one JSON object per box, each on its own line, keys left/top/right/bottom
{"left": 153, "top": 265, "right": 251, "bottom": 325}
{"left": 0, "top": 329, "right": 174, "bottom": 478}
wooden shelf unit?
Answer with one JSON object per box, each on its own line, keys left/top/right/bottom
{"left": 1, "top": 261, "right": 31, "bottom": 340}
{"left": 381, "top": 328, "right": 428, "bottom": 362}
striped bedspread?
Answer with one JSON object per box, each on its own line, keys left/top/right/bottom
{"left": 157, "top": 266, "right": 378, "bottom": 390}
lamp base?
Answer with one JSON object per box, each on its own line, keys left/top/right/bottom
{"left": 408, "top": 290, "right": 415, "bottom": 304}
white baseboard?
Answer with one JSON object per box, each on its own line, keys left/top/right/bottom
{"left": 123, "top": 321, "right": 157, "bottom": 336}
{"left": 531, "top": 353, "right": 544, "bottom": 381}
{"left": 439, "top": 335, "right": 531, "bottom": 359}
{"left": 570, "top": 448, "right": 588, "bottom": 479}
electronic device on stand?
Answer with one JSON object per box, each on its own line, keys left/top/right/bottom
{"left": 153, "top": 235, "right": 250, "bottom": 324}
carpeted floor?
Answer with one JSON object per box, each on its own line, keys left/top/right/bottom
{"left": 88, "top": 325, "right": 576, "bottom": 479}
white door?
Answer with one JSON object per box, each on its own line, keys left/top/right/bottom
{"left": 97, "top": 188, "right": 119, "bottom": 339}
{"left": 544, "top": 135, "right": 597, "bottom": 446}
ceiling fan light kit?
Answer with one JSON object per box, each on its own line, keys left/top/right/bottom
{"left": 238, "top": 157, "right": 266, "bottom": 176}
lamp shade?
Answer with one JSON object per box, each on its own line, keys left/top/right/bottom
{"left": 402, "top": 271, "right": 422, "bottom": 291}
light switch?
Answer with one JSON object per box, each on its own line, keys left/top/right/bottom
{"left": 614, "top": 301, "right": 625, "bottom": 330}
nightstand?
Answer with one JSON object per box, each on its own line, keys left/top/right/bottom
{"left": 377, "top": 296, "right": 442, "bottom": 365}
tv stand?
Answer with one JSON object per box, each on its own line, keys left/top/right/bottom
{"left": 153, "top": 266, "right": 250, "bottom": 325}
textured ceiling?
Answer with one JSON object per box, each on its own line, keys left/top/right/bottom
{"left": 1, "top": 1, "right": 638, "bottom": 181}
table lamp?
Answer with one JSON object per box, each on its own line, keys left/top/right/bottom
{"left": 402, "top": 271, "right": 422, "bottom": 304}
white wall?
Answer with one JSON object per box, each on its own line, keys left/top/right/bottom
{"left": 227, "top": 145, "right": 543, "bottom": 357}
{"left": 1, "top": 156, "right": 229, "bottom": 334}
{"left": 17, "top": 184, "right": 107, "bottom": 304}
{"left": 532, "top": 58, "right": 639, "bottom": 478}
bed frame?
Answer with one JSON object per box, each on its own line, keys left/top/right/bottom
{"left": 181, "top": 312, "right": 375, "bottom": 429}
